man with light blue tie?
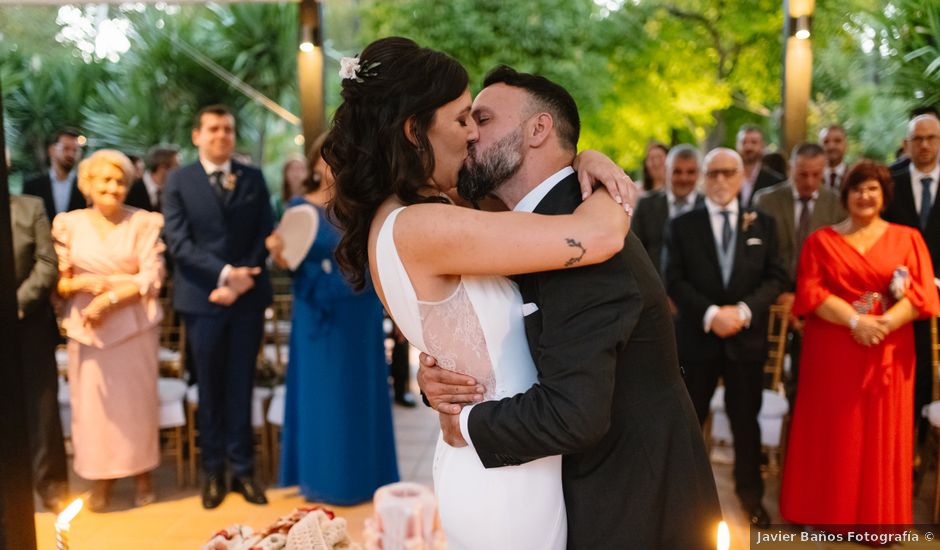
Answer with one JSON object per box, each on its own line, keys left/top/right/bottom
{"left": 883, "top": 114, "right": 940, "bottom": 445}
{"left": 665, "top": 147, "right": 788, "bottom": 529}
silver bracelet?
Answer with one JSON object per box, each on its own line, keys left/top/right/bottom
{"left": 849, "top": 314, "right": 859, "bottom": 330}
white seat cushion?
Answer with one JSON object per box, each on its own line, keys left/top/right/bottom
{"left": 158, "top": 378, "right": 188, "bottom": 428}
{"left": 709, "top": 388, "right": 790, "bottom": 447}
{"left": 926, "top": 401, "right": 940, "bottom": 427}
{"left": 267, "top": 384, "right": 286, "bottom": 427}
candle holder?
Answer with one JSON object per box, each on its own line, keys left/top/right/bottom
{"left": 55, "top": 498, "right": 84, "bottom": 550}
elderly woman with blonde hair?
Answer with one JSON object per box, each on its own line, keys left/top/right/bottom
{"left": 52, "top": 149, "right": 166, "bottom": 511}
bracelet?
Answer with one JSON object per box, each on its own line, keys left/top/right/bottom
{"left": 849, "top": 314, "right": 860, "bottom": 330}
{"left": 107, "top": 290, "right": 119, "bottom": 305}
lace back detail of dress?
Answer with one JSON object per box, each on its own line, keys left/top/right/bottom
{"left": 418, "top": 284, "right": 497, "bottom": 400}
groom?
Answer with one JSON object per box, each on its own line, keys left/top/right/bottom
{"left": 419, "top": 67, "right": 722, "bottom": 549}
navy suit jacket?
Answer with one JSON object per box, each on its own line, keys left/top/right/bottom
{"left": 162, "top": 160, "right": 273, "bottom": 315}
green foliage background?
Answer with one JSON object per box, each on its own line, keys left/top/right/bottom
{"left": 1, "top": 0, "right": 937, "bottom": 190}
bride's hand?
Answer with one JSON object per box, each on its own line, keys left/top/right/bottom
{"left": 418, "top": 353, "right": 485, "bottom": 414}
{"left": 573, "top": 149, "right": 637, "bottom": 214}
{"left": 439, "top": 413, "right": 468, "bottom": 448}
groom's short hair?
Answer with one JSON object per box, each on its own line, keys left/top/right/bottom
{"left": 482, "top": 65, "right": 580, "bottom": 152}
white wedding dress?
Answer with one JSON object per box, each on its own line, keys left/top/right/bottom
{"left": 375, "top": 207, "right": 566, "bottom": 550}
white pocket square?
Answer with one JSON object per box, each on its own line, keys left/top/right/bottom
{"left": 522, "top": 302, "right": 540, "bottom": 316}
{"left": 746, "top": 238, "right": 763, "bottom": 246}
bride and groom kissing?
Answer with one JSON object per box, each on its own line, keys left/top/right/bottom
{"left": 324, "top": 37, "right": 722, "bottom": 549}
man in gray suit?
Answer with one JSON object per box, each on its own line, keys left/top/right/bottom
{"left": 11, "top": 194, "right": 69, "bottom": 512}
{"left": 753, "top": 143, "right": 846, "bottom": 401}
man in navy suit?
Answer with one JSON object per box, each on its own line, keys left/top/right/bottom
{"left": 162, "top": 105, "right": 273, "bottom": 509}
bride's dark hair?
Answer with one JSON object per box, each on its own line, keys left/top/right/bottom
{"left": 323, "top": 37, "right": 469, "bottom": 290}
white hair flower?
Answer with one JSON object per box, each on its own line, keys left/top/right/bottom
{"left": 339, "top": 56, "right": 361, "bottom": 80}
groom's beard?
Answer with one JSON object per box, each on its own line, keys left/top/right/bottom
{"left": 457, "top": 127, "right": 524, "bottom": 203}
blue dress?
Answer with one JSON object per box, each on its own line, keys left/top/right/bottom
{"left": 278, "top": 198, "right": 399, "bottom": 504}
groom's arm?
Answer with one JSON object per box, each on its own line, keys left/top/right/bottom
{"left": 463, "top": 253, "right": 640, "bottom": 468}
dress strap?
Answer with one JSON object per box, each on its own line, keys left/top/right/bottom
{"left": 375, "top": 207, "right": 427, "bottom": 351}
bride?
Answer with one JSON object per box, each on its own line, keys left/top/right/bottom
{"left": 323, "top": 37, "right": 634, "bottom": 549}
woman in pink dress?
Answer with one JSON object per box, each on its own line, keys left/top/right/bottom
{"left": 52, "top": 149, "right": 165, "bottom": 510}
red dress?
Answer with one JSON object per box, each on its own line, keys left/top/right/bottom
{"left": 780, "top": 224, "right": 939, "bottom": 526}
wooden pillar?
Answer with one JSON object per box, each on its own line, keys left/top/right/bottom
{"left": 0, "top": 73, "right": 39, "bottom": 550}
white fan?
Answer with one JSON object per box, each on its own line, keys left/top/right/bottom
{"left": 276, "top": 204, "right": 319, "bottom": 270}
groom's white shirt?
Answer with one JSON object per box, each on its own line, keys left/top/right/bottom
{"left": 457, "top": 165, "right": 576, "bottom": 447}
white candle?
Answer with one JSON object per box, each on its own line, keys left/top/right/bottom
{"left": 717, "top": 520, "right": 730, "bottom": 550}
{"left": 55, "top": 498, "right": 84, "bottom": 550}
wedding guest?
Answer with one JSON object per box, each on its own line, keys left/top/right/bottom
{"left": 267, "top": 134, "right": 399, "bottom": 504}
{"left": 162, "top": 104, "right": 273, "bottom": 509}
{"left": 883, "top": 114, "right": 940, "bottom": 446}
{"left": 780, "top": 160, "right": 940, "bottom": 527}
{"left": 125, "top": 145, "right": 179, "bottom": 212}
{"left": 819, "top": 124, "right": 848, "bottom": 190}
{"left": 640, "top": 141, "right": 668, "bottom": 193}
{"left": 23, "top": 128, "right": 86, "bottom": 221}
{"left": 52, "top": 149, "right": 165, "bottom": 511}
{"left": 665, "top": 147, "right": 788, "bottom": 528}
{"left": 272, "top": 156, "right": 309, "bottom": 221}
{"left": 735, "top": 124, "right": 784, "bottom": 207}
{"left": 12, "top": 194, "right": 69, "bottom": 512}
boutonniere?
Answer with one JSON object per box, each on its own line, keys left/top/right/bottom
{"left": 223, "top": 171, "right": 239, "bottom": 192}
{"left": 741, "top": 211, "right": 758, "bottom": 232}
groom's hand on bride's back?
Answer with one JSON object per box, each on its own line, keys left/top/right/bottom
{"left": 417, "top": 352, "right": 485, "bottom": 415}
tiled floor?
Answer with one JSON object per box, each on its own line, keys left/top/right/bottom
{"left": 32, "top": 387, "right": 940, "bottom": 549}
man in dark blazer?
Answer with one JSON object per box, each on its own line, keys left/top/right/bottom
{"left": 11, "top": 195, "right": 69, "bottom": 512}
{"left": 22, "top": 129, "right": 86, "bottom": 221}
{"left": 632, "top": 143, "right": 705, "bottom": 277}
{"left": 883, "top": 114, "right": 940, "bottom": 444}
{"left": 736, "top": 124, "right": 785, "bottom": 208}
{"left": 162, "top": 105, "right": 273, "bottom": 509}
{"left": 422, "top": 67, "right": 721, "bottom": 549}
{"left": 666, "top": 147, "right": 789, "bottom": 528}
{"left": 125, "top": 145, "right": 179, "bottom": 212}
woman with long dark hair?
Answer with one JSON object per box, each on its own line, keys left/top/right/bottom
{"left": 324, "top": 37, "right": 633, "bottom": 549}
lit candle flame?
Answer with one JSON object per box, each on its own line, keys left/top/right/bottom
{"left": 717, "top": 520, "right": 730, "bottom": 550}
{"left": 56, "top": 498, "right": 83, "bottom": 527}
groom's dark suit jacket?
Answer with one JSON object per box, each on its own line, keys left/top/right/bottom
{"left": 466, "top": 174, "right": 721, "bottom": 550}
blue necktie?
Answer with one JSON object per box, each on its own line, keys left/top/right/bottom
{"left": 720, "top": 210, "right": 732, "bottom": 253}
{"left": 921, "top": 177, "right": 935, "bottom": 230}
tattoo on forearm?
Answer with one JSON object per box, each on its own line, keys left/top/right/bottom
{"left": 564, "top": 238, "right": 586, "bottom": 267}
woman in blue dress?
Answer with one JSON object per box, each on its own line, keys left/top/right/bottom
{"left": 267, "top": 137, "right": 399, "bottom": 505}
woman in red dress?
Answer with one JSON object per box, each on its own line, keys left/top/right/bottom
{"left": 780, "top": 160, "right": 940, "bottom": 526}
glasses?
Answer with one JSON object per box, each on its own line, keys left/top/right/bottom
{"left": 705, "top": 168, "right": 739, "bottom": 179}
{"left": 910, "top": 135, "right": 939, "bottom": 145}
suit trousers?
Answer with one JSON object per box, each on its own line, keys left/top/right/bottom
{"left": 684, "top": 354, "right": 764, "bottom": 507}
{"left": 914, "top": 318, "right": 933, "bottom": 443}
{"left": 19, "top": 310, "right": 69, "bottom": 498}
{"left": 185, "top": 310, "right": 264, "bottom": 477}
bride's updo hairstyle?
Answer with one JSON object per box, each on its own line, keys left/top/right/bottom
{"left": 323, "top": 37, "right": 469, "bottom": 290}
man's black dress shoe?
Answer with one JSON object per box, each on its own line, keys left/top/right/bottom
{"left": 395, "top": 392, "right": 417, "bottom": 408}
{"left": 231, "top": 476, "right": 268, "bottom": 505}
{"left": 747, "top": 503, "right": 771, "bottom": 529}
{"left": 202, "top": 474, "right": 227, "bottom": 509}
